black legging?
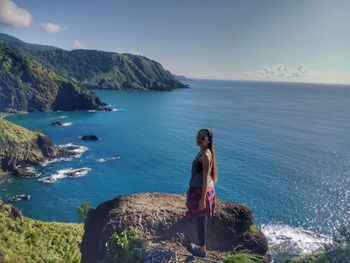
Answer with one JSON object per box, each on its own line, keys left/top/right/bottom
{"left": 197, "top": 215, "right": 207, "bottom": 246}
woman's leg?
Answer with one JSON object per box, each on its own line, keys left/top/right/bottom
{"left": 197, "top": 215, "right": 207, "bottom": 252}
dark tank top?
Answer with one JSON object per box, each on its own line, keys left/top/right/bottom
{"left": 189, "top": 149, "right": 214, "bottom": 187}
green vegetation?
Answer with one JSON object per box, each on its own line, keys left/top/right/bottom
{"left": 0, "top": 119, "right": 41, "bottom": 144}
{"left": 0, "top": 42, "right": 104, "bottom": 112}
{"left": 223, "top": 250, "right": 266, "bottom": 263}
{"left": 0, "top": 33, "right": 186, "bottom": 92}
{"left": 248, "top": 224, "right": 259, "bottom": 234}
{"left": 77, "top": 201, "right": 91, "bottom": 223}
{"left": 0, "top": 199, "right": 84, "bottom": 263}
{"left": 285, "top": 252, "right": 327, "bottom": 263}
{"left": 285, "top": 224, "right": 350, "bottom": 263}
{"left": 101, "top": 227, "right": 148, "bottom": 263}
{"left": 284, "top": 245, "right": 350, "bottom": 263}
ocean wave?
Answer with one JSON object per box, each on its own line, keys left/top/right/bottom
{"left": 38, "top": 167, "right": 91, "bottom": 184}
{"left": 40, "top": 143, "right": 88, "bottom": 166}
{"left": 21, "top": 166, "right": 42, "bottom": 177}
{"left": 261, "top": 224, "right": 332, "bottom": 262}
{"left": 58, "top": 143, "right": 88, "bottom": 157}
{"left": 112, "top": 108, "right": 118, "bottom": 112}
{"left": 61, "top": 122, "right": 74, "bottom": 126}
{"left": 40, "top": 157, "right": 74, "bottom": 166}
{"left": 96, "top": 155, "right": 121, "bottom": 163}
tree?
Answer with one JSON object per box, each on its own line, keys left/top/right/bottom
{"left": 77, "top": 201, "right": 91, "bottom": 223}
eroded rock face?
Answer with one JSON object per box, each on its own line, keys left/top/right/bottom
{"left": 0, "top": 119, "right": 79, "bottom": 177}
{"left": 80, "top": 193, "right": 268, "bottom": 263}
{"left": 0, "top": 134, "right": 58, "bottom": 175}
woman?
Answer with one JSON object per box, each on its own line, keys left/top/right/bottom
{"left": 186, "top": 128, "right": 218, "bottom": 258}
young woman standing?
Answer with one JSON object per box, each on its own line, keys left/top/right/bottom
{"left": 186, "top": 128, "right": 218, "bottom": 257}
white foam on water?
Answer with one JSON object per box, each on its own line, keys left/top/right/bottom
{"left": 261, "top": 224, "right": 332, "bottom": 261}
{"left": 40, "top": 143, "right": 89, "bottom": 166}
{"left": 38, "top": 167, "right": 91, "bottom": 184}
{"left": 40, "top": 157, "right": 74, "bottom": 166}
{"left": 61, "top": 122, "right": 74, "bottom": 126}
{"left": 25, "top": 166, "right": 36, "bottom": 173}
{"left": 96, "top": 156, "right": 120, "bottom": 163}
{"left": 58, "top": 143, "right": 88, "bottom": 158}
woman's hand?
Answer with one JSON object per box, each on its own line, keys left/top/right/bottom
{"left": 199, "top": 198, "right": 206, "bottom": 211}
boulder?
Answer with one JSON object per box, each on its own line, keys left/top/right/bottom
{"left": 81, "top": 135, "right": 99, "bottom": 141}
{"left": 80, "top": 192, "right": 268, "bottom": 263}
{"left": 50, "top": 121, "right": 64, "bottom": 126}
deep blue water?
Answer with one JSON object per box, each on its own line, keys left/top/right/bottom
{"left": 1, "top": 80, "right": 350, "bottom": 246}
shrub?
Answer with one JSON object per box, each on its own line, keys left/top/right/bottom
{"left": 101, "top": 227, "right": 148, "bottom": 263}
{"left": 223, "top": 250, "right": 266, "bottom": 263}
{"left": 285, "top": 224, "right": 350, "bottom": 263}
{"left": 77, "top": 201, "right": 90, "bottom": 223}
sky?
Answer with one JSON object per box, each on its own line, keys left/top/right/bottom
{"left": 0, "top": 0, "right": 349, "bottom": 84}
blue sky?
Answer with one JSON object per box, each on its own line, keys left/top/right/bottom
{"left": 0, "top": 0, "right": 349, "bottom": 84}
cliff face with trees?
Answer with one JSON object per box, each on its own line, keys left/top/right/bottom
{"left": 0, "top": 43, "right": 110, "bottom": 113}
{"left": 0, "top": 33, "right": 187, "bottom": 92}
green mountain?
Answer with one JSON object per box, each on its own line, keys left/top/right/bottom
{"left": 0, "top": 33, "right": 188, "bottom": 91}
{"left": 0, "top": 33, "right": 61, "bottom": 52}
{"left": 0, "top": 43, "right": 110, "bottom": 112}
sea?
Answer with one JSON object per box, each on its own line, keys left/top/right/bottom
{"left": 1, "top": 79, "right": 350, "bottom": 261}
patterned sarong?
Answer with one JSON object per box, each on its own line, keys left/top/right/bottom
{"left": 186, "top": 186, "right": 216, "bottom": 220}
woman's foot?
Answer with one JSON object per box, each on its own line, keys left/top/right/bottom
{"left": 189, "top": 243, "right": 207, "bottom": 258}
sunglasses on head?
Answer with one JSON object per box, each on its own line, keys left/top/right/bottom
{"left": 196, "top": 134, "right": 208, "bottom": 141}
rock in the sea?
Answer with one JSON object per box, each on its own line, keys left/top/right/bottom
{"left": 14, "top": 166, "right": 39, "bottom": 177}
{"left": 50, "top": 121, "right": 64, "bottom": 126}
{"left": 9, "top": 194, "right": 31, "bottom": 202}
{"left": 80, "top": 192, "right": 269, "bottom": 263}
{"left": 81, "top": 135, "right": 99, "bottom": 141}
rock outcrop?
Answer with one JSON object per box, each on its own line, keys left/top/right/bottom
{"left": 80, "top": 192, "right": 268, "bottom": 263}
{"left": 81, "top": 135, "right": 99, "bottom": 141}
{"left": 0, "top": 119, "right": 70, "bottom": 177}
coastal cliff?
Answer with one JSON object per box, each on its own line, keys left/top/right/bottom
{"left": 0, "top": 33, "right": 188, "bottom": 92}
{"left": 0, "top": 118, "right": 62, "bottom": 177}
{"left": 0, "top": 43, "right": 110, "bottom": 113}
{"left": 80, "top": 192, "right": 269, "bottom": 263}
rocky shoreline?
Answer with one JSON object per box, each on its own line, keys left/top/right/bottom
{"left": 0, "top": 118, "right": 85, "bottom": 179}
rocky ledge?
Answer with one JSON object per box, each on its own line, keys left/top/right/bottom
{"left": 0, "top": 119, "right": 77, "bottom": 177}
{"left": 80, "top": 192, "right": 269, "bottom": 263}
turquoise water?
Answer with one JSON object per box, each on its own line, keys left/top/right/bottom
{"left": 1, "top": 79, "right": 350, "bottom": 252}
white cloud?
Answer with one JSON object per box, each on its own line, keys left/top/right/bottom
{"left": 242, "top": 63, "right": 350, "bottom": 84}
{"left": 41, "top": 22, "right": 66, "bottom": 33}
{"left": 72, "top": 40, "right": 87, "bottom": 49}
{"left": 257, "top": 63, "right": 307, "bottom": 78}
{"left": 128, "top": 50, "right": 143, "bottom": 56}
{"left": 0, "top": 0, "right": 32, "bottom": 28}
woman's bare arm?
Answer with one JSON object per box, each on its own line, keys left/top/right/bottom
{"left": 199, "top": 151, "right": 211, "bottom": 209}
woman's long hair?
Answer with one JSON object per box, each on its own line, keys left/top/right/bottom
{"left": 202, "top": 128, "right": 218, "bottom": 183}
{"left": 208, "top": 140, "right": 218, "bottom": 183}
